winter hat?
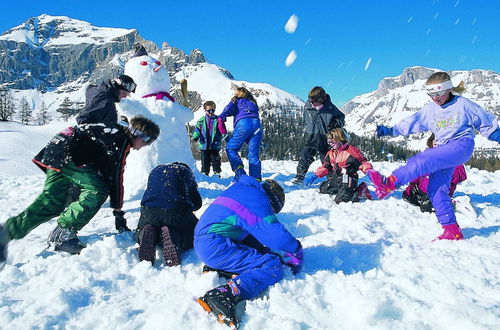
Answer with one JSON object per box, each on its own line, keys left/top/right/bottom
{"left": 114, "top": 74, "right": 137, "bottom": 93}
{"left": 262, "top": 179, "right": 285, "bottom": 214}
{"left": 132, "top": 43, "right": 148, "bottom": 57}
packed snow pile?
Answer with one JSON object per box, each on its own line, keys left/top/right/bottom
{"left": 118, "top": 45, "right": 195, "bottom": 199}
{"left": 1, "top": 122, "right": 499, "bottom": 329}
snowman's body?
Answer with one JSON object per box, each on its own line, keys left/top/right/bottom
{"left": 118, "top": 50, "right": 195, "bottom": 199}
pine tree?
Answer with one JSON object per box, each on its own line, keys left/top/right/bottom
{"left": 36, "top": 100, "right": 51, "bottom": 125}
{"left": 0, "top": 86, "right": 16, "bottom": 121}
{"left": 18, "top": 96, "right": 33, "bottom": 125}
{"left": 57, "top": 97, "right": 75, "bottom": 121}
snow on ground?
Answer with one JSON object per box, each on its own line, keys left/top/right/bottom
{"left": 0, "top": 122, "right": 499, "bottom": 329}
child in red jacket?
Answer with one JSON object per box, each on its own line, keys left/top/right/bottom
{"left": 304, "top": 128, "right": 373, "bottom": 203}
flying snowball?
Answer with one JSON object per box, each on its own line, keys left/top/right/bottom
{"left": 284, "top": 14, "right": 299, "bottom": 33}
{"left": 285, "top": 50, "right": 297, "bottom": 67}
{"left": 364, "top": 57, "right": 372, "bottom": 71}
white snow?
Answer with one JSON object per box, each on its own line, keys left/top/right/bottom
{"left": 0, "top": 14, "right": 134, "bottom": 47}
{"left": 285, "top": 50, "right": 297, "bottom": 67}
{"left": 1, "top": 121, "right": 499, "bottom": 329}
{"left": 284, "top": 14, "right": 299, "bottom": 34}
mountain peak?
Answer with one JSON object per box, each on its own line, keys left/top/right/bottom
{"left": 0, "top": 14, "right": 135, "bottom": 48}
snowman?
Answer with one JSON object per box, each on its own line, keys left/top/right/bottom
{"left": 117, "top": 43, "right": 196, "bottom": 199}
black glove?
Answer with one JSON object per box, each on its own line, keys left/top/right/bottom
{"left": 113, "top": 210, "right": 131, "bottom": 233}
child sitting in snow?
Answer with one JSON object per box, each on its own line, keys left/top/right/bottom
{"left": 368, "top": 71, "right": 500, "bottom": 241}
{"left": 304, "top": 128, "right": 373, "bottom": 203}
{"left": 192, "top": 101, "right": 227, "bottom": 177}
{"left": 403, "top": 133, "right": 467, "bottom": 213}
{"left": 194, "top": 175, "right": 302, "bottom": 328}
{"left": 135, "top": 162, "right": 202, "bottom": 266}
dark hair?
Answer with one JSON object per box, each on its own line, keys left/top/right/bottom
{"left": 426, "top": 133, "right": 435, "bottom": 148}
{"left": 308, "top": 86, "right": 326, "bottom": 103}
{"left": 129, "top": 115, "right": 160, "bottom": 143}
{"left": 262, "top": 179, "right": 285, "bottom": 214}
{"left": 203, "top": 101, "right": 216, "bottom": 110}
{"left": 233, "top": 87, "right": 257, "bottom": 105}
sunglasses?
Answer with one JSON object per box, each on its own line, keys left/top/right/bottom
{"left": 309, "top": 97, "right": 324, "bottom": 104}
{"left": 120, "top": 81, "right": 137, "bottom": 93}
{"left": 133, "top": 128, "right": 155, "bottom": 144}
{"left": 205, "top": 109, "right": 215, "bottom": 113}
{"left": 427, "top": 89, "right": 449, "bottom": 97}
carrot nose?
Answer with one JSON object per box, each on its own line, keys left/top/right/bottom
{"left": 154, "top": 65, "right": 161, "bottom": 72}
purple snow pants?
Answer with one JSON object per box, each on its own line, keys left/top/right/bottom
{"left": 393, "top": 137, "right": 474, "bottom": 225}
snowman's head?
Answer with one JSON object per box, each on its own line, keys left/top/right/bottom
{"left": 124, "top": 44, "right": 171, "bottom": 97}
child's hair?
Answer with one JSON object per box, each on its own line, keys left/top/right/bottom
{"left": 308, "top": 86, "right": 326, "bottom": 103}
{"left": 203, "top": 101, "right": 216, "bottom": 110}
{"left": 426, "top": 133, "right": 436, "bottom": 148}
{"left": 233, "top": 87, "right": 257, "bottom": 104}
{"left": 327, "top": 128, "right": 348, "bottom": 143}
{"left": 426, "top": 72, "right": 466, "bottom": 94}
{"left": 129, "top": 115, "right": 160, "bottom": 143}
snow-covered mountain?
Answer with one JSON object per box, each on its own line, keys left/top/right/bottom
{"left": 0, "top": 14, "right": 304, "bottom": 124}
{"left": 341, "top": 66, "right": 500, "bottom": 153}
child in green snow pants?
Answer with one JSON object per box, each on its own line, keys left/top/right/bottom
{"left": 5, "top": 162, "right": 108, "bottom": 239}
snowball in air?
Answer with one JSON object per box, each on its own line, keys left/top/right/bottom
{"left": 285, "top": 50, "right": 297, "bottom": 67}
{"left": 284, "top": 14, "right": 299, "bottom": 33}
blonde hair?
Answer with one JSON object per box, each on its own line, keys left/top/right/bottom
{"left": 327, "top": 128, "right": 347, "bottom": 142}
{"left": 426, "top": 72, "right": 466, "bottom": 94}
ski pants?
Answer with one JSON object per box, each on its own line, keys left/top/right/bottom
{"left": 194, "top": 232, "right": 284, "bottom": 300}
{"left": 296, "top": 146, "right": 327, "bottom": 177}
{"left": 200, "top": 149, "right": 222, "bottom": 175}
{"left": 393, "top": 137, "right": 474, "bottom": 226}
{"left": 5, "top": 162, "right": 109, "bottom": 239}
{"left": 226, "top": 117, "right": 262, "bottom": 181}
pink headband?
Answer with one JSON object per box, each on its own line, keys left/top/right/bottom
{"left": 425, "top": 80, "right": 453, "bottom": 93}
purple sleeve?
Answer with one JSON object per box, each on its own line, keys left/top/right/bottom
{"left": 467, "top": 99, "right": 499, "bottom": 138}
{"left": 393, "top": 107, "right": 431, "bottom": 136}
{"left": 219, "top": 100, "right": 237, "bottom": 122}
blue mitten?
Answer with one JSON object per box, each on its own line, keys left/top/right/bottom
{"left": 488, "top": 128, "right": 500, "bottom": 143}
{"left": 304, "top": 173, "right": 318, "bottom": 186}
{"left": 376, "top": 125, "right": 394, "bottom": 137}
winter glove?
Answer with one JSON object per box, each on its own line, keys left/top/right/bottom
{"left": 113, "top": 210, "right": 131, "bottom": 233}
{"left": 304, "top": 173, "right": 318, "bottom": 186}
{"left": 273, "top": 241, "right": 304, "bottom": 275}
{"left": 488, "top": 128, "right": 500, "bottom": 143}
{"left": 376, "top": 125, "right": 394, "bottom": 137}
{"left": 217, "top": 117, "right": 228, "bottom": 134}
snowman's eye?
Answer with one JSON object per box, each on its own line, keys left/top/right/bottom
{"left": 155, "top": 61, "right": 161, "bottom": 66}
{"left": 140, "top": 61, "right": 148, "bottom": 66}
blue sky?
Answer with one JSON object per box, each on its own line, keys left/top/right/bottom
{"left": 1, "top": 0, "right": 499, "bottom": 105}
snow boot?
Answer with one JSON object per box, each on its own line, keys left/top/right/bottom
{"left": 434, "top": 223, "right": 464, "bottom": 241}
{"left": 138, "top": 224, "right": 157, "bottom": 264}
{"left": 233, "top": 167, "right": 246, "bottom": 182}
{"left": 367, "top": 170, "right": 398, "bottom": 199}
{"left": 197, "top": 282, "right": 243, "bottom": 328}
{"left": 161, "top": 226, "right": 180, "bottom": 267}
{"left": 0, "top": 224, "right": 10, "bottom": 269}
{"left": 47, "top": 225, "right": 86, "bottom": 255}
{"left": 202, "top": 264, "right": 239, "bottom": 279}
{"left": 357, "top": 182, "right": 373, "bottom": 200}
{"left": 292, "top": 174, "right": 305, "bottom": 185}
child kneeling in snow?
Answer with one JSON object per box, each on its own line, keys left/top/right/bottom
{"left": 403, "top": 133, "right": 467, "bottom": 213}
{"left": 194, "top": 175, "right": 302, "bottom": 328}
{"left": 0, "top": 116, "right": 160, "bottom": 267}
{"left": 304, "top": 128, "right": 373, "bottom": 203}
{"left": 368, "top": 71, "right": 500, "bottom": 241}
{"left": 135, "top": 162, "right": 202, "bottom": 266}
